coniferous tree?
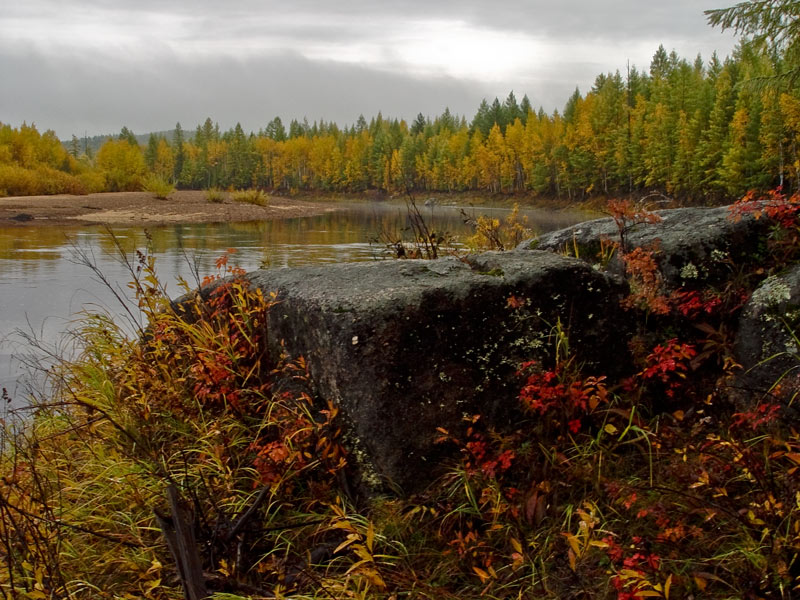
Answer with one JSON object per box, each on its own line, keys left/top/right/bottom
{"left": 504, "top": 91, "right": 522, "bottom": 126}
{"left": 471, "top": 99, "right": 492, "bottom": 136}
{"left": 144, "top": 133, "right": 159, "bottom": 170}
{"left": 489, "top": 98, "right": 506, "bottom": 131}
{"left": 563, "top": 88, "right": 582, "bottom": 123}
{"left": 706, "top": 0, "right": 800, "bottom": 85}
{"left": 520, "top": 94, "right": 533, "bottom": 123}
{"left": 410, "top": 113, "right": 427, "bottom": 136}
{"left": 69, "top": 135, "right": 80, "bottom": 158}
{"left": 173, "top": 122, "right": 185, "bottom": 185}
{"left": 119, "top": 126, "right": 138, "bottom": 147}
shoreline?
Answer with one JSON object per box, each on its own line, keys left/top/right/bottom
{"left": 0, "top": 189, "right": 619, "bottom": 229}
{"left": 0, "top": 190, "right": 342, "bottom": 228}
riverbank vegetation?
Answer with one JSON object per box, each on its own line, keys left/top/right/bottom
{"left": 2, "top": 7, "right": 800, "bottom": 204}
{"left": 3, "top": 3, "right": 800, "bottom": 597}
{"left": 1, "top": 190, "right": 799, "bottom": 598}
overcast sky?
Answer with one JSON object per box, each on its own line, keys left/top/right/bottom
{"left": 0, "top": 1, "right": 740, "bottom": 140}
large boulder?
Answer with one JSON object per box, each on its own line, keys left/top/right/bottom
{"left": 247, "top": 251, "right": 628, "bottom": 493}
{"left": 734, "top": 264, "right": 800, "bottom": 400}
{"left": 522, "top": 206, "right": 771, "bottom": 289}
{"left": 527, "top": 203, "right": 800, "bottom": 409}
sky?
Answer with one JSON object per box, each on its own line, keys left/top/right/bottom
{"left": 0, "top": 0, "right": 740, "bottom": 140}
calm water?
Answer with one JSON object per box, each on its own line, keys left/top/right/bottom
{"left": 0, "top": 200, "right": 592, "bottom": 400}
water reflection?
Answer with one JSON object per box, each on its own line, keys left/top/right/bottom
{"left": 0, "top": 200, "right": 593, "bottom": 399}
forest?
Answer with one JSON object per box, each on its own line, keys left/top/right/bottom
{"left": 5, "top": 3, "right": 800, "bottom": 599}
{"left": 2, "top": 37, "right": 800, "bottom": 205}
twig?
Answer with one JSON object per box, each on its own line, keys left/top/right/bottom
{"left": 225, "top": 485, "right": 271, "bottom": 541}
{"left": 0, "top": 492, "right": 144, "bottom": 549}
{"left": 155, "top": 484, "right": 209, "bottom": 600}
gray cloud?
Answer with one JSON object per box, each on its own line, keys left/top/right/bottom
{"left": 6, "top": 1, "right": 730, "bottom": 45}
{"left": 45, "top": 0, "right": 722, "bottom": 37}
{"left": 1, "top": 1, "right": 739, "bottom": 138}
{"left": 0, "top": 46, "right": 495, "bottom": 136}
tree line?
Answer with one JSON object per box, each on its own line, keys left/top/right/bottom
{"left": 2, "top": 39, "right": 799, "bottom": 204}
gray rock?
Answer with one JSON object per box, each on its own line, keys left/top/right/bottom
{"left": 521, "top": 206, "right": 771, "bottom": 289}
{"left": 247, "top": 251, "right": 627, "bottom": 493}
{"left": 734, "top": 265, "right": 800, "bottom": 399}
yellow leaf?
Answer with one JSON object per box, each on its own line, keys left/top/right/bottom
{"left": 620, "top": 569, "right": 645, "bottom": 579}
{"left": 364, "top": 568, "right": 386, "bottom": 589}
{"left": 346, "top": 558, "right": 372, "bottom": 574}
{"left": 664, "top": 574, "right": 672, "bottom": 599}
{"left": 472, "top": 566, "right": 491, "bottom": 582}
{"left": 786, "top": 452, "right": 800, "bottom": 465}
{"left": 604, "top": 423, "right": 618, "bottom": 435}
{"left": 510, "top": 537, "right": 523, "bottom": 554}
{"left": 353, "top": 545, "right": 373, "bottom": 562}
{"left": 144, "top": 578, "right": 162, "bottom": 596}
{"left": 564, "top": 532, "right": 581, "bottom": 556}
{"left": 217, "top": 558, "right": 230, "bottom": 577}
{"left": 334, "top": 534, "right": 358, "bottom": 554}
{"left": 694, "top": 576, "right": 707, "bottom": 591}
{"left": 568, "top": 548, "right": 577, "bottom": 572}
{"left": 25, "top": 592, "right": 47, "bottom": 600}
{"left": 366, "top": 521, "right": 375, "bottom": 553}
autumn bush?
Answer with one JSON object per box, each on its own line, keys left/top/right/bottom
{"left": 232, "top": 188, "right": 269, "bottom": 206}
{"left": 356, "top": 192, "right": 800, "bottom": 600}
{"left": 0, "top": 246, "right": 349, "bottom": 598}
{"left": 462, "top": 203, "right": 532, "bottom": 251}
{"left": 96, "top": 138, "right": 146, "bottom": 192}
{"left": 0, "top": 164, "right": 88, "bottom": 196}
{"left": 76, "top": 169, "right": 107, "bottom": 194}
{"left": 2, "top": 190, "right": 800, "bottom": 599}
{"left": 205, "top": 187, "right": 227, "bottom": 203}
{"left": 142, "top": 174, "right": 175, "bottom": 199}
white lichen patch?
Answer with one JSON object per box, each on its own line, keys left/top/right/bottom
{"left": 680, "top": 262, "right": 699, "bottom": 280}
{"left": 346, "top": 436, "right": 384, "bottom": 490}
{"left": 711, "top": 249, "right": 729, "bottom": 263}
{"left": 751, "top": 276, "right": 792, "bottom": 309}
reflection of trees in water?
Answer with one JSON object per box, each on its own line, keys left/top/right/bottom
{"left": 0, "top": 202, "right": 593, "bottom": 394}
{"left": 0, "top": 201, "right": 594, "bottom": 277}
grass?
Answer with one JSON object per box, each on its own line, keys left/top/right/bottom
{"left": 206, "top": 187, "right": 227, "bottom": 203}
{"left": 142, "top": 175, "right": 175, "bottom": 200}
{"left": 1, "top": 192, "right": 800, "bottom": 598}
{"left": 232, "top": 188, "right": 269, "bottom": 207}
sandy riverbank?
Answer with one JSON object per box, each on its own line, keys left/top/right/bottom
{"left": 0, "top": 190, "right": 339, "bottom": 227}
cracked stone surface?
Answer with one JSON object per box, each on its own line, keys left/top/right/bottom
{"left": 246, "top": 251, "right": 627, "bottom": 493}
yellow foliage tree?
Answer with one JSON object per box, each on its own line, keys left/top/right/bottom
{"left": 96, "top": 139, "right": 146, "bottom": 192}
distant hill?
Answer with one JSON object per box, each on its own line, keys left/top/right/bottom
{"left": 62, "top": 129, "right": 178, "bottom": 156}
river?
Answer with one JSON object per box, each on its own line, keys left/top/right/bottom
{"left": 0, "top": 200, "right": 592, "bottom": 404}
